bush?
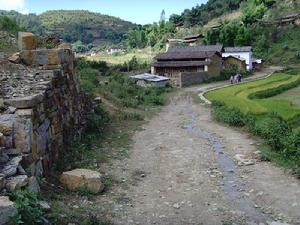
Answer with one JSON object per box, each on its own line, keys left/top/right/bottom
{"left": 86, "top": 106, "right": 111, "bottom": 133}
{"left": 255, "top": 113, "right": 290, "bottom": 151}
{"left": 212, "top": 101, "right": 245, "bottom": 127}
{"left": 211, "top": 101, "right": 300, "bottom": 174}
{"left": 9, "top": 189, "right": 44, "bottom": 225}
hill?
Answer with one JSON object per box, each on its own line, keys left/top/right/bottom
{"left": 169, "top": 0, "right": 246, "bottom": 27}
{"left": 0, "top": 10, "right": 136, "bottom": 45}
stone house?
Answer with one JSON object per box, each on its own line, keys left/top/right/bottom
{"left": 277, "top": 13, "right": 300, "bottom": 26}
{"left": 183, "top": 34, "right": 204, "bottom": 46}
{"left": 222, "top": 46, "right": 253, "bottom": 71}
{"left": 223, "top": 55, "right": 247, "bottom": 72}
{"left": 151, "top": 45, "right": 223, "bottom": 87}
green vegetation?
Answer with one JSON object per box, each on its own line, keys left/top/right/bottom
{"left": 271, "top": 85, "right": 300, "bottom": 108}
{"left": 169, "top": 0, "right": 245, "bottom": 27}
{"left": 0, "top": 10, "right": 135, "bottom": 44}
{"left": 126, "top": 21, "right": 176, "bottom": 50}
{"left": 205, "top": 73, "right": 300, "bottom": 123}
{"left": 87, "top": 48, "right": 155, "bottom": 65}
{"left": 0, "top": 16, "right": 22, "bottom": 34}
{"left": 0, "top": 16, "right": 21, "bottom": 52}
{"left": 212, "top": 101, "right": 300, "bottom": 175}
{"left": 207, "top": 72, "right": 300, "bottom": 175}
{"left": 46, "top": 58, "right": 172, "bottom": 224}
{"left": 9, "top": 189, "right": 44, "bottom": 225}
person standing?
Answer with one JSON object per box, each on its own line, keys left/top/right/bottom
{"left": 230, "top": 75, "right": 234, "bottom": 84}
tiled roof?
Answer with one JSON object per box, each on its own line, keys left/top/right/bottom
{"left": 155, "top": 51, "right": 217, "bottom": 61}
{"left": 152, "top": 60, "right": 210, "bottom": 68}
{"left": 168, "top": 45, "right": 224, "bottom": 53}
{"left": 224, "top": 46, "right": 252, "bottom": 52}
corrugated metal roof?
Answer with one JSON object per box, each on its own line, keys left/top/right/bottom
{"left": 153, "top": 60, "right": 210, "bottom": 68}
{"left": 130, "top": 73, "right": 169, "bottom": 82}
{"left": 224, "top": 46, "right": 252, "bottom": 52}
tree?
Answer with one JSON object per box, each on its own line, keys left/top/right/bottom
{"left": 160, "top": 10, "right": 166, "bottom": 23}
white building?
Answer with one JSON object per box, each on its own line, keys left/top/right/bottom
{"left": 222, "top": 46, "right": 253, "bottom": 71}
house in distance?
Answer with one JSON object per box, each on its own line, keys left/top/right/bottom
{"left": 151, "top": 45, "right": 223, "bottom": 87}
{"left": 222, "top": 46, "right": 253, "bottom": 71}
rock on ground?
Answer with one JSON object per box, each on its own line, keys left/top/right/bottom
{"left": 0, "top": 196, "right": 17, "bottom": 225}
{"left": 5, "top": 175, "right": 28, "bottom": 192}
{"left": 60, "top": 169, "right": 104, "bottom": 194}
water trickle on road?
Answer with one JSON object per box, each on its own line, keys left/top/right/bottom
{"left": 184, "top": 113, "right": 268, "bottom": 224}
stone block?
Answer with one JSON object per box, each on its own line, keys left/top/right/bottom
{"left": 0, "top": 175, "right": 5, "bottom": 189}
{"left": 0, "top": 133, "right": 4, "bottom": 147}
{"left": 18, "top": 32, "right": 37, "bottom": 51}
{"left": 14, "top": 118, "right": 32, "bottom": 153}
{"left": 57, "top": 43, "right": 72, "bottom": 49}
{"left": 8, "top": 52, "right": 21, "bottom": 64}
{"left": 6, "top": 175, "right": 28, "bottom": 192}
{"left": 4, "top": 94, "right": 44, "bottom": 109}
{"left": 15, "top": 109, "right": 33, "bottom": 119}
{"left": 0, "top": 196, "right": 17, "bottom": 225}
{"left": 0, "top": 156, "right": 22, "bottom": 178}
{"left": 60, "top": 169, "right": 104, "bottom": 194}
{"left": 20, "top": 49, "right": 68, "bottom": 67}
{"left": 28, "top": 176, "right": 40, "bottom": 194}
{"left": 0, "top": 115, "right": 14, "bottom": 135}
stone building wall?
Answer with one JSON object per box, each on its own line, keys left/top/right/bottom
{"left": 179, "top": 72, "right": 209, "bottom": 87}
{"left": 0, "top": 33, "right": 93, "bottom": 195}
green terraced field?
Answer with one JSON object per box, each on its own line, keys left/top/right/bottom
{"left": 271, "top": 85, "right": 300, "bottom": 108}
{"left": 205, "top": 73, "right": 300, "bottom": 123}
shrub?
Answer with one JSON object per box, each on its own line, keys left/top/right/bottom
{"left": 9, "top": 189, "right": 44, "bottom": 225}
{"left": 211, "top": 101, "right": 300, "bottom": 174}
{"left": 212, "top": 101, "right": 245, "bottom": 127}
{"left": 255, "top": 113, "right": 289, "bottom": 151}
{"left": 86, "top": 106, "right": 111, "bottom": 134}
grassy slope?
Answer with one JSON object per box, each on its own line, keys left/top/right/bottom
{"left": 205, "top": 73, "right": 300, "bottom": 121}
{"left": 87, "top": 48, "right": 156, "bottom": 65}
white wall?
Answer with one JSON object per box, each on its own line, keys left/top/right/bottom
{"left": 222, "top": 52, "right": 253, "bottom": 71}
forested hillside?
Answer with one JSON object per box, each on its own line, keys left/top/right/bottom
{"left": 0, "top": 10, "right": 135, "bottom": 44}
{"left": 169, "top": 0, "right": 246, "bottom": 27}
{"left": 126, "top": 0, "right": 300, "bottom": 66}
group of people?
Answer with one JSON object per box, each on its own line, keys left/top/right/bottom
{"left": 230, "top": 73, "right": 242, "bottom": 84}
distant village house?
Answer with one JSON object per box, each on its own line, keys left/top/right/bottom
{"left": 152, "top": 45, "right": 223, "bottom": 87}
{"left": 222, "top": 46, "right": 253, "bottom": 71}
{"left": 223, "top": 55, "right": 247, "bottom": 72}
{"left": 277, "top": 13, "right": 300, "bottom": 26}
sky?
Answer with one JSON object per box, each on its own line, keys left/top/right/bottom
{"left": 0, "top": 0, "right": 208, "bottom": 24}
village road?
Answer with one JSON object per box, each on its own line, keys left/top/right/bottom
{"left": 108, "top": 68, "right": 300, "bottom": 225}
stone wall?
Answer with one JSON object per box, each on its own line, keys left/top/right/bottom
{"left": 179, "top": 72, "right": 209, "bottom": 87}
{"left": 0, "top": 33, "right": 93, "bottom": 196}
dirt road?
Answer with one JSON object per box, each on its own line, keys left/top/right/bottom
{"left": 106, "top": 69, "right": 300, "bottom": 225}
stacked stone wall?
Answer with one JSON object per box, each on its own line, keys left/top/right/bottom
{"left": 0, "top": 33, "right": 93, "bottom": 196}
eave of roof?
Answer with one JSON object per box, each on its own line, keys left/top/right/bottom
{"left": 152, "top": 60, "right": 210, "bottom": 68}
{"left": 168, "top": 45, "right": 223, "bottom": 53}
{"left": 155, "top": 51, "right": 217, "bottom": 60}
